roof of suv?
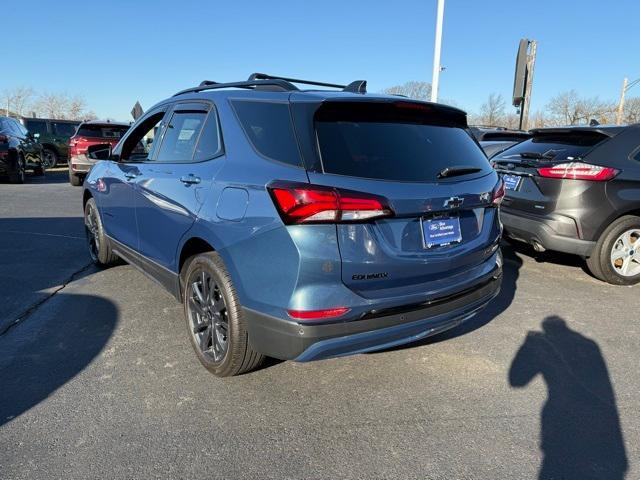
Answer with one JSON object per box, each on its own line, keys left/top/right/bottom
{"left": 171, "top": 73, "right": 468, "bottom": 117}
{"left": 77, "top": 120, "right": 130, "bottom": 127}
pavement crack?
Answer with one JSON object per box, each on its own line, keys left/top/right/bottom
{"left": 0, "top": 262, "right": 94, "bottom": 337}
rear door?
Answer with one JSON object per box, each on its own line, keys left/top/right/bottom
{"left": 294, "top": 100, "right": 501, "bottom": 297}
{"left": 133, "top": 101, "right": 224, "bottom": 270}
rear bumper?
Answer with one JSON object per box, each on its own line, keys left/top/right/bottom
{"left": 69, "top": 154, "right": 95, "bottom": 173}
{"left": 500, "top": 209, "right": 595, "bottom": 256}
{"left": 243, "top": 269, "right": 502, "bottom": 361}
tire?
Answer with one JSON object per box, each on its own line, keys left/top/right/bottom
{"left": 42, "top": 148, "right": 58, "bottom": 169}
{"left": 84, "top": 198, "right": 119, "bottom": 267}
{"left": 69, "top": 171, "right": 83, "bottom": 186}
{"left": 8, "top": 154, "right": 26, "bottom": 184}
{"left": 182, "top": 252, "right": 264, "bottom": 377}
{"left": 586, "top": 215, "right": 640, "bottom": 285}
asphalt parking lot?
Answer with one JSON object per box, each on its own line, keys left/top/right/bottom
{"left": 1, "top": 171, "right": 638, "bottom": 479}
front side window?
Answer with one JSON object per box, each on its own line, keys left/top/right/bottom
{"left": 155, "top": 111, "right": 207, "bottom": 163}
{"left": 232, "top": 100, "right": 301, "bottom": 166}
{"left": 120, "top": 111, "right": 166, "bottom": 161}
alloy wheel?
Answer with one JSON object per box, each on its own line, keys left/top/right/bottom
{"left": 610, "top": 229, "right": 640, "bottom": 277}
{"left": 85, "top": 203, "right": 100, "bottom": 262}
{"left": 188, "top": 270, "right": 229, "bottom": 362}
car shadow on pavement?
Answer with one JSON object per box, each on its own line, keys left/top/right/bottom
{"left": 0, "top": 293, "right": 118, "bottom": 427}
{"left": 509, "top": 316, "right": 628, "bottom": 480}
{"left": 505, "top": 238, "right": 597, "bottom": 278}
{"left": 29, "top": 170, "right": 70, "bottom": 184}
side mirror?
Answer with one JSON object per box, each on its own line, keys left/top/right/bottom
{"left": 146, "top": 137, "right": 153, "bottom": 145}
{"left": 87, "top": 143, "right": 112, "bottom": 161}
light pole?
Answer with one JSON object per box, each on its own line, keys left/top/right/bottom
{"left": 616, "top": 77, "right": 640, "bottom": 125}
{"left": 430, "top": 0, "right": 445, "bottom": 103}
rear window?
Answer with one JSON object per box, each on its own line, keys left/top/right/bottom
{"left": 232, "top": 100, "right": 302, "bottom": 166}
{"left": 52, "top": 122, "right": 79, "bottom": 137}
{"left": 76, "top": 124, "right": 129, "bottom": 139}
{"left": 495, "top": 133, "right": 607, "bottom": 162}
{"left": 314, "top": 102, "right": 489, "bottom": 182}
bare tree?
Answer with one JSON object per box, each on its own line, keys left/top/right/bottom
{"left": 473, "top": 93, "right": 506, "bottom": 126}
{"left": 33, "top": 92, "right": 95, "bottom": 120}
{"left": 623, "top": 97, "right": 640, "bottom": 124}
{"left": 382, "top": 81, "right": 432, "bottom": 101}
{"left": 546, "top": 90, "right": 615, "bottom": 126}
{"left": 0, "top": 86, "right": 35, "bottom": 117}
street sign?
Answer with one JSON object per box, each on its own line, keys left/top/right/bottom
{"left": 131, "top": 101, "right": 144, "bottom": 120}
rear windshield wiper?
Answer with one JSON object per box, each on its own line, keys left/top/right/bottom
{"left": 437, "top": 166, "right": 482, "bottom": 179}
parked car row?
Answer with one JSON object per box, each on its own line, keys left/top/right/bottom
{"left": 21, "top": 117, "right": 80, "bottom": 168}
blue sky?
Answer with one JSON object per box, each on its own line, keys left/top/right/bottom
{"left": 5, "top": 0, "right": 638, "bottom": 121}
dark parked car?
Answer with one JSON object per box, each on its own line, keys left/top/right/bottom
{"left": 480, "top": 140, "right": 520, "bottom": 159}
{"left": 0, "top": 116, "right": 44, "bottom": 183}
{"left": 494, "top": 125, "right": 640, "bottom": 285}
{"left": 68, "top": 120, "right": 130, "bottom": 186}
{"left": 469, "top": 126, "right": 531, "bottom": 143}
{"left": 82, "top": 73, "right": 504, "bottom": 377}
{"left": 21, "top": 117, "right": 80, "bottom": 168}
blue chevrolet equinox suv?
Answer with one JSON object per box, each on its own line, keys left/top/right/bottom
{"left": 82, "top": 73, "right": 504, "bottom": 376}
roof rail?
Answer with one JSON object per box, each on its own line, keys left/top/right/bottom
{"left": 249, "top": 73, "right": 367, "bottom": 93}
{"left": 173, "top": 73, "right": 368, "bottom": 97}
{"left": 173, "top": 79, "right": 299, "bottom": 97}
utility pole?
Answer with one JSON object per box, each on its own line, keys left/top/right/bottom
{"left": 430, "top": 0, "right": 445, "bottom": 103}
{"left": 617, "top": 77, "right": 628, "bottom": 125}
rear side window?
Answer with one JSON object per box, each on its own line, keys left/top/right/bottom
{"left": 193, "top": 111, "right": 222, "bottom": 161}
{"left": 155, "top": 111, "right": 206, "bottom": 163}
{"left": 25, "top": 120, "right": 48, "bottom": 136}
{"left": 76, "top": 124, "right": 129, "bottom": 139}
{"left": 52, "top": 122, "right": 78, "bottom": 137}
{"left": 495, "top": 133, "right": 607, "bottom": 162}
{"left": 315, "top": 102, "right": 489, "bottom": 182}
{"left": 232, "top": 101, "right": 301, "bottom": 166}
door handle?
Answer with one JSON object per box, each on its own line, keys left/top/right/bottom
{"left": 180, "top": 174, "right": 201, "bottom": 185}
{"left": 124, "top": 172, "right": 139, "bottom": 180}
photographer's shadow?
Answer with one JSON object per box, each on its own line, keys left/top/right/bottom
{"left": 509, "top": 316, "right": 628, "bottom": 480}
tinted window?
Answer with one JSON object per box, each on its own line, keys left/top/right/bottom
{"left": 155, "top": 111, "right": 206, "bottom": 163}
{"left": 76, "top": 124, "right": 129, "bottom": 139}
{"left": 193, "top": 110, "right": 222, "bottom": 161}
{"left": 52, "top": 122, "right": 78, "bottom": 137}
{"left": 232, "top": 101, "right": 301, "bottom": 166}
{"left": 315, "top": 103, "right": 489, "bottom": 182}
{"left": 25, "top": 120, "right": 48, "bottom": 136}
{"left": 495, "top": 133, "right": 607, "bottom": 162}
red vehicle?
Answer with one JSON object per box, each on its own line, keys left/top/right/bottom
{"left": 68, "top": 120, "right": 130, "bottom": 186}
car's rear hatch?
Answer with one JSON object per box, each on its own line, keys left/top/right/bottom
{"left": 290, "top": 97, "right": 501, "bottom": 299}
{"left": 492, "top": 128, "right": 613, "bottom": 215}
{"left": 70, "top": 123, "right": 130, "bottom": 157}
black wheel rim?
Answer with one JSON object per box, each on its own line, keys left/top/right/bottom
{"left": 188, "top": 270, "right": 229, "bottom": 362}
{"left": 85, "top": 204, "right": 100, "bottom": 262}
{"left": 18, "top": 158, "right": 25, "bottom": 182}
{"left": 43, "top": 151, "right": 55, "bottom": 168}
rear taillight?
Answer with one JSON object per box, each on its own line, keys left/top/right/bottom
{"left": 268, "top": 182, "right": 393, "bottom": 224}
{"left": 287, "top": 307, "right": 350, "bottom": 320}
{"left": 537, "top": 162, "right": 619, "bottom": 181}
{"left": 492, "top": 178, "right": 505, "bottom": 206}
{"left": 69, "top": 137, "right": 88, "bottom": 156}
{"left": 0, "top": 134, "right": 8, "bottom": 143}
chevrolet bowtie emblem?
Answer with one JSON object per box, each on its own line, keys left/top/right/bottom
{"left": 444, "top": 196, "right": 464, "bottom": 209}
